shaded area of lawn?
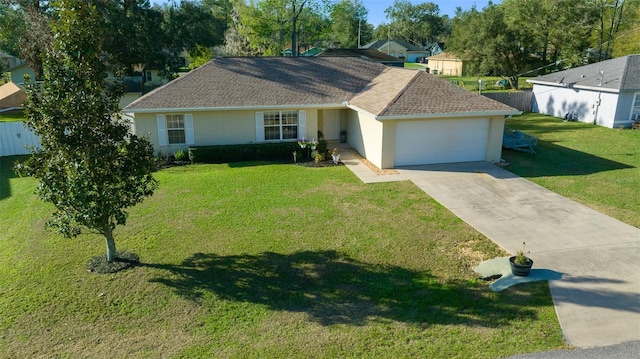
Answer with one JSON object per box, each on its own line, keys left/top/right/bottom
{"left": 503, "top": 141, "right": 633, "bottom": 177}
{"left": 147, "top": 250, "right": 544, "bottom": 328}
{"left": 0, "top": 155, "right": 25, "bottom": 201}
{"left": 503, "top": 113, "right": 640, "bottom": 227}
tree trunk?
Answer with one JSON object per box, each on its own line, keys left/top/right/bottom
{"left": 291, "top": 16, "right": 297, "bottom": 56}
{"left": 105, "top": 227, "right": 117, "bottom": 262}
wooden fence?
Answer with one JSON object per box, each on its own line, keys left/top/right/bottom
{"left": 482, "top": 91, "right": 533, "bottom": 112}
{"left": 0, "top": 121, "right": 40, "bottom": 157}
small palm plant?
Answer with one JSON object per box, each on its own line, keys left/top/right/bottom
{"left": 510, "top": 241, "right": 534, "bottom": 276}
{"left": 514, "top": 241, "right": 531, "bottom": 265}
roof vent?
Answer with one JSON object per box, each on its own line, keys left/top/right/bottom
{"left": 597, "top": 70, "right": 604, "bottom": 86}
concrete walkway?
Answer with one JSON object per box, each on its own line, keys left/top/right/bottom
{"left": 339, "top": 148, "right": 640, "bottom": 348}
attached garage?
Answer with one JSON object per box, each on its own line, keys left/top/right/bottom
{"left": 394, "top": 118, "right": 489, "bottom": 166}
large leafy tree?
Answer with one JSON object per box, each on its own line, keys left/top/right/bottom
{"left": 611, "top": 4, "right": 640, "bottom": 56}
{"left": 18, "top": 0, "right": 158, "bottom": 263}
{"left": 162, "top": 0, "right": 226, "bottom": 69}
{"left": 448, "top": 3, "right": 531, "bottom": 87}
{"left": 0, "top": 2, "right": 28, "bottom": 56}
{"left": 502, "top": 0, "right": 596, "bottom": 69}
{"left": 327, "top": 0, "right": 371, "bottom": 48}
{"left": 237, "top": 0, "right": 327, "bottom": 56}
{"left": 377, "top": 0, "right": 445, "bottom": 46}
{"left": 5, "top": 0, "right": 226, "bottom": 82}
{"left": 104, "top": 0, "right": 167, "bottom": 75}
{"left": 214, "top": 0, "right": 254, "bottom": 56}
{"left": 589, "top": 0, "right": 640, "bottom": 61}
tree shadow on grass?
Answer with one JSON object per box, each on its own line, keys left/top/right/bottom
{"left": 0, "top": 155, "right": 26, "bottom": 201}
{"left": 146, "top": 250, "right": 550, "bottom": 327}
{"left": 502, "top": 141, "right": 633, "bottom": 178}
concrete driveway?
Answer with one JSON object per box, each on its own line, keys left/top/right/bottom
{"left": 341, "top": 152, "right": 640, "bottom": 348}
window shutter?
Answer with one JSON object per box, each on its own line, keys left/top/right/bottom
{"left": 255, "top": 112, "right": 264, "bottom": 142}
{"left": 156, "top": 114, "right": 168, "bottom": 146}
{"left": 184, "top": 114, "right": 195, "bottom": 145}
{"left": 298, "top": 110, "right": 306, "bottom": 139}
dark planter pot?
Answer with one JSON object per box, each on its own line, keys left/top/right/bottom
{"left": 509, "top": 256, "right": 533, "bottom": 276}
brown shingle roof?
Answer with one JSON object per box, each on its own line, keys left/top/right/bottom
{"left": 378, "top": 71, "right": 516, "bottom": 117}
{"left": 125, "top": 57, "right": 518, "bottom": 117}
{"left": 126, "top": 57, "right": 386, "bottom": 110}
{"left": 349, "top": 67, "right": 418, "bottom": 116}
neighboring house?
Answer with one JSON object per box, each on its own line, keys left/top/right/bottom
{"left": 427, "top": 52, "right": 465, "bottom": 76}
{"left": 124, "top": 57, "right": 519, "bottom": 169}
{"left": 425, "top": 42, "right": 445, "bottom": 57}
{"left": 7, "top": 62, "right": 35, "bottom": 85}
{"left": 284, "top": 47, "right": 322, "bottom": 57}
{"left": 361, "top": 39, "right": 427, "bottom": 63}
{"left": 0, "top": 82, "right": 26, "bottom": 110}
{"left": 528, "top": 54, "right": 640, "bottom": 128}
{"left": 0, "top": 52, "right": 25, "bottom": 71}
{"left": 316, "top": 49, "right": 405, "bottom": 67}
{"left": 301, "top": 47, "right": 322, "bottom": 57}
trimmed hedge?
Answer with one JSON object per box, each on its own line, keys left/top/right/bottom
{"left": 189, "top": 142, "right": 301, "bottom": 163}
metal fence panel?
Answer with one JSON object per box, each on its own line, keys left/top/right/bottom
{"left": 482, "top": 92, "right": 533, "bottom": 112}
{"left": 0, "top": 122, "right": 40, "bottom": 157}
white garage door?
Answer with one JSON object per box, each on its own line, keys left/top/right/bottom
{"left": 395, "top": 118, "right": 489, "bottom": 166}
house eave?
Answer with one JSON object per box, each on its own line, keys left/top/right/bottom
{"left": 374, "top": 110, "right": 522, "bottom": 121}
{"left": 528, "top": 79, "right": 622, "bottom": 93}
{"left": 572, "top": 85, "right": 621, "bottom": 93}
{"left": 124, "top": 103, "right": 348, "bottom": 114}
{"left": 347, "top": 104, "right": 521, "bottom": 120}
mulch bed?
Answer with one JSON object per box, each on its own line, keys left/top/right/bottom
{"left": 86, "top": 251, "right": 140, "bottom": 274}
{"left": 296, "top": 159, "right": 344, "bottom": 167}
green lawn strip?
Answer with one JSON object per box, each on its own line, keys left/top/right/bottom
{"left": 503, "top": 113, "right": 640, "bottom": 228}
{"left": 0, "top": 161, "right": 566, "bottom": 357}
{"left": 404, "top": 63, "right": 426, "bottom": 70}
{"left": 438, "top": 75, "right": 534, "bottom": 92}
{"left": 0, "top": 113, "right": 25, "bottom": 122}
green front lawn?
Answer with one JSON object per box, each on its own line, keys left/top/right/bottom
{"left": 503, "top": 113, "right": 640, "bottom": 228}
{"left": 0, "top": 156, "right": 566, "bottom": 357}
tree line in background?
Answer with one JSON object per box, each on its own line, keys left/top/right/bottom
{"left": 1, "top": 0, "right": 639, "bottom": 81}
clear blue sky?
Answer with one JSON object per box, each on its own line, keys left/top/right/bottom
{"left": 361, "top": 0, "right": 500, "bottom": 26}
{"left": 150, "top": 1, "right": 501, "bottom": 27}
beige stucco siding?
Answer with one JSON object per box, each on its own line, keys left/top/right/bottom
{"left": 346, "top": 109, "right": 385, "bottom": 169}
{"left": 132, "top": 109, "right": 319, "bottom": 155}
{"left": 429, "top": 58, "right": 464, "bottom": 76}
{"left": 319, "top": 109, "right": 341, "bottom": 140}
{"left": 486, "top": 116, "right": 506, "bottom": 162}
{"left": 376, "top": 43, "right": 407, "bottom": 58}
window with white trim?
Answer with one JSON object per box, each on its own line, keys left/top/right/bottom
{"left": 166, "top": 114, "right": 186, "bottom": 144}
{"left": 263, "top": 111, "right": 299, "bottom": 140}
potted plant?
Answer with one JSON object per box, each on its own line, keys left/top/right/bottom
{"left": 331, "top": 147, "right": 340, "bottom": 164}
{"left": 298, "top": 139, "right": 307, "bottom": 148}
{"left": 309, "top": 139, "right": 319, "bottom": 150}
{"left": 509, "top": 242, "right": 533, "bottom": 276}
